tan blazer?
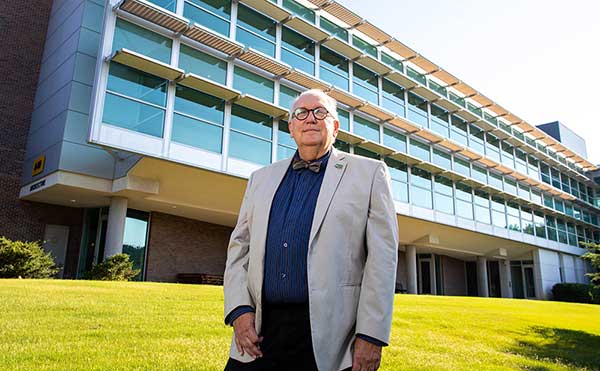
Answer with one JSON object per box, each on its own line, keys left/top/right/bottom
{"left": 224, "top": 148, "right": 399, "bottom": 371}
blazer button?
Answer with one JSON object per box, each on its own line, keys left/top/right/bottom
{"left": 281, "top": 273, "right": 286, "bottom": 279}
{"left": 283, "top": 242, "right": 288, "bottom": 248}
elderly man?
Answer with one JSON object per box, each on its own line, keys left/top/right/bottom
{"left": 223, "top": 89, "right": 398, "bottom": 371}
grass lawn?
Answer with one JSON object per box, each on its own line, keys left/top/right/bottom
{"left": 0, "top": 280, "right": 599, "bottom": 371}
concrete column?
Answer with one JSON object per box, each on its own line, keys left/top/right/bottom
{"left": 499, "top": 259, "right": 513, "bottom": 298}
{"left": 406, "top": 245, "right": 417, "bottom": 294}
{"left": 532, "top": 248, "right": 547, "bottom": 300}
{"left": 476, "top": 256, "right": 489, "bottom": 297}
{"left": 103, "top": 197, "right": 128, "bottom": 260}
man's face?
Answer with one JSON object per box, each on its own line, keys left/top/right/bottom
{"left": 289, "top": 93, "right": 339, "bottom": 151}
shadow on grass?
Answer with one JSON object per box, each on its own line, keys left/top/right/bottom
{"left": 512, "top": 326, "right": 600, "bottom": 370}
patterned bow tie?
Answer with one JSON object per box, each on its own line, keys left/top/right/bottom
{"left": 292, "top": 158, "right": 322, "bottom": 173}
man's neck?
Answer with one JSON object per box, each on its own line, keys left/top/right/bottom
{"left": 297, "top": 145, "right": 331, "bottom": 162}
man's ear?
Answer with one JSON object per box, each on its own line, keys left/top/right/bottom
{"left": 288, "top": 120, "right": 295, "bottom": 139}
{"left": 332, "top": 118, "right": 340, "bottom": 138}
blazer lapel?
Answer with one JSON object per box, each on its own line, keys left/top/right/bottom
{"left": 309, "top": 148, "right": 347, "bottom": 247}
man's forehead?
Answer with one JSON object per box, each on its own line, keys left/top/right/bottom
{"left": 293, "top": 92, "right": 329, "bottom": 108}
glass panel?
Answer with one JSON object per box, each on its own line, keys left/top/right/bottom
{"left": 353, "top": 64, "right": 379, "bottom": 103}
{"left": 277, "top": 120, "right": 296, "bottom": 160}
{"left": 279, "top": 85, "right": 299, "bottom": 111}
{"left": 113, "top": 19, "right": 172, "bottom": 63}
{"left": 382, "top": 78, "right": 405, "bottom": 115}
{"left": 229, "top": 131, "right": 271, "bottom": 165}
{"left": 391, "top": 180, "right": 409, "bottom": 203}
{"left": 411, "top": 186, "right": 432, "bottom": 209}
{"left": 320, "top": 47, "right": 349, "bottom": 89}
{"left": 354, "top": 147, "right": 379, "bottom": 160}
{"left": 282, "top": 0, "right": 315, "bottom": 23}
{"left": 381, "top": 52, "right": 403, "bottom": 71}
{"left": 174, "top": 85, "right": 224, "bottom": 123}
{"left": 456, "top": 199, "right": 473, "bottom": 219}
{"left": 468, "top": 124, "right": 485, "bottom": 154}
{"left": 383, "top": 128, "right": 406, "bottom": 153}
{"left": 184, "top": 0, "right": 231, "bottom": 36}
{"left": 107, "top": 62, "right": 167, "bottom": 106}
{"left": 410, "top": 139, "right": 430, "bottom": 162}
{"left": 504, "top": 178, "right": 517, "bottom": 195}
{"left": 282, "top": 27, "right": 315, "bottom": 74}
{"left": 411, "top": 167, "right": 432, "bottom": 189}
{"left": 338, "top": 110, "right": 350, "bottom": 132}
{"left": 179, "top": 45, "right": 227, "bottom": 84}
{"left": 354, "top": 116, "right": 379, "bottom": 142}
{"left": 406, "top": 66, "right": 426, "bottom": 85}
{"left": 230, "top": 104, "right": 272, "bottom": 139}
{"left": 385, "top": 158, "right": 408, "bottom": 182}
{"left": 434, "top": 175, "right": 453, "bottom": 196}
{"left": 489, "top": 172, "right": 503, "bottom": 190}
{"left": 172, "top": 114, "right": 223, "bottom": 152}
{"left": 148, "top": 0, "right": 176, "bottom": 11}
{"left": 352, "top": 35, "right": 377, "bottom": 57}
{"left": 320, "top": 17, "right": 347, "bottom": 41}
{"left": 432, "top": 149, "right": 451, "bottom": 169}
{"left": 103, "top": 93, "right": 164, "bottom": 137}
{"left": 472, "top": 165, "right": 487, "bottom": 184}
{"left": 334, "top": 139, "right": 350, "bottom": 152}
{"left": 450, "top": 115, "right": 468, "bottom": 146}
{"left": 236, "top": 4, "right": 276, "bottom": 56}
{"left": 454, "top": 157, "right": 470, "bottom": 177}
{"left": 407, "top": 92, "right": 428, "bottom": 127}
{"left": 233, "top": 67, "right": 274, "bottom": 102}
{"left": 435, "top": 193, "right": 454, "bottom": 214}
{"left": 122, "top": 209, "right": 149, "bottom": 280}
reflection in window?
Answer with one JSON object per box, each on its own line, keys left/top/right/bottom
{"left": 353, "top": 64, "right": 379, "bottom": 104}
{"left": 236, "top": 4, "right": 276, "bottom": 56}
{"left": 334, "top": 139, "right": 350, "bottom": 152}
{"left": 277, "top": 120, "right": 296, "bottom": 160}
{"left": 320, "top": 17, "right": 347, "bottom": 41}
{"left": 282, "top": 27, "right": 315, "bottom": 74}
{"left": 450, "top": 115, "right": 468, "bottom": 146}
{"left": 430, "top": 104, "right": 449, "bottom": 137}
{"left": 407, "top": 92, "right": 428, "bottom": 127}
{"left": 455, "top": 182, "right": 473, "bottom": 219}
{"left": 282, "top": 0, "right": 315, "bottom": 23}
{"left": 434, "top": 175, "right": 454, "bottom": 214}
{"left": 229, "top": 105, "right": 272, "bottom": 165}
{"left": 354, "top": 147, "right": 379, "bottom": 160}
{"left": 410, "top": 139, "right": 430, "bottom": 162}
{"left": 279, "top": 85, "right": 299, "bottom": 111}
{"left": 122, "top": 209, "right": 149, "bottom": 281}
{"left": 179, "top": 45, "right": 227, "bottom": 84}
{"left": 113, "top": 19, "right": 173, "bottom": 64}
{"left": 103, "top": 63, "right": 167, "bottom": 137}
{"left": 386, "top": 158, "right": 408, "bottom": 203}
{"left": 354, "top": 116, "right": 379, "bottom": 142}
{"left": 233, "top": 67, "right": 274, "bottom": 102}
{"left": 338, "top": 109, "right": 350, "bottom": 132}
{"left": 320, "top": 47, "right": 349, "bottom": 89}
{"left": 383, "top": 128, "right": 406, "bottom": 153}
{"left": 411, "top": 167, "right": 432, "bottom": 209}
{"left": 184, "top": 0, "right": 231, "bottom": 36}
{"left": 382, "top": 78, "right": 405, "bottom": 116}
{"left": 352, "top": 35, "right": 377, "bottom": 57}
{"left": 172, "top": 86, "right": 224, "bottom": 153}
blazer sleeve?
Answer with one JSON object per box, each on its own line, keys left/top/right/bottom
{"left": 223, "top": 172, "right": 256, "bottom": 321}
{"left": 355, "top": 162, "right": 399, "bottom": 344}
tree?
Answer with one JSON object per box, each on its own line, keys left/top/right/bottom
{"left": 0, "top": 236, "right": 59, "bottom": 278}
{"left": 84, "top": 253, "right": 140, "bottom": 281}
{"left": 580, "top": 241, "right": 600, "bottom": 287}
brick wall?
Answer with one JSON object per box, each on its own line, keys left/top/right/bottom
{"left": 145, "top": 212, "right": 233, "bottom": 282}
{"left": 0, "top": 0, "right": 84, "bottom": 278}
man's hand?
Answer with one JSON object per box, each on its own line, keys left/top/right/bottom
{"left": 352, "top": 337, "right": 382, "bottom": 371}
{"left": 232, "top": 312, "right": 263, "bottom": 359}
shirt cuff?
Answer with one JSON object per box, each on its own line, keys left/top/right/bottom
{"left": 225, "top": 305, "right": 255, "bottom": 326}
{"left": 356, "top": 333, "right": 388, "bottom": 347}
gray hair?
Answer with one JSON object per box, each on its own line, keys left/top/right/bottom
{"left": 289, "top": 89, "right": 339, "bottom": 121}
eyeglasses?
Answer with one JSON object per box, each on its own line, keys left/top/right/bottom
{"left": 292, "top": 107, "right": 330, "bottom": 121}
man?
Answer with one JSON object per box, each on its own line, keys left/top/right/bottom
{"left": 223, "top": 89, "right": 398, "bottom": 371}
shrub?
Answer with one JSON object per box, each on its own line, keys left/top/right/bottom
{"left": 0, "top": 236, "right": 59, "bottom": 278}
{"left": 552, "top": 283, "right": 600, "bottom": 304}
{"left": 84, "top": 253, "right": 140, "bottom": 281}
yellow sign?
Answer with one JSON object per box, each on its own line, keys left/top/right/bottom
{"left": 32, "top": 155, "right": 45, "bottom": 176}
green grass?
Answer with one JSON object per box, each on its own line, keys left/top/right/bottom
{"left": 0, "top": 280, "right": 599, "bottom": 371}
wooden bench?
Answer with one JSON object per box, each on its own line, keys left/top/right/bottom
{"left": 177, "top": 273, "right": 224, "bottom": 286}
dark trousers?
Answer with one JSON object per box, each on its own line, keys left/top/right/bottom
{"left": 224, "top": 302, "right": 319, "bottom": 371}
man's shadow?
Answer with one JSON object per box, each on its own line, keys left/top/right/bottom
{"left": 511, "top": 326, "right": 600, "bottom": 370}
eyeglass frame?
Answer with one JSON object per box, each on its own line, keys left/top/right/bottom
{"left": 291, "top": 106, "right": 332, "bottom": 121}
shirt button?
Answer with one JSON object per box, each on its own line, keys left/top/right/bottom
{"left": 283, "top": 242, "right": 288, "bottom": 248}
{"left": 281, "top": 273, "right": 286, "bottom": 279}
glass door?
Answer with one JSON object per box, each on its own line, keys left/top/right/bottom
{"left": 523, "top": 266, "right": 536, "bottom": 299}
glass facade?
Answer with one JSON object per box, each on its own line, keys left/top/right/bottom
{"left": 99, "top": 0, "right": 600, "bottom": 250}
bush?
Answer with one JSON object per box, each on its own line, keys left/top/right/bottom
{"left": 552, "top": 283, "right": 600, "bottom": 304}
{"left": 84, "top": 253, "right": 140, "bottom": 281}
{"left": 0, "top": 236, "right": 59, "bottom": 278}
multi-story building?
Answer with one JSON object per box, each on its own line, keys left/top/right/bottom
{"left": 6, "top": 0, "right": 600, "bottom": 299}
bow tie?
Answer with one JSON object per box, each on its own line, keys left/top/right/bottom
{"left": 292, "top": 158, "right": 322, "bottom": 173}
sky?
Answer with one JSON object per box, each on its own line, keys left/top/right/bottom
{"left": 336, "top": 0, "right": 600, "bottom": 166}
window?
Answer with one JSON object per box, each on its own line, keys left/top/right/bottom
{"left": 434, "top": 175, "right": 454, "bottom": 214}
{"left": 504, "top": 177, "right": 517, "bottom": 195}
{"left": 566, "top": 222, "right": 577, "bottom": 246}
{"left": 172, "top": 86, "right": 224, "bottom": 152}
{"left": 546, "top": 216, "right": 558, "bottom": 241}
{"left": 338, "top": 109, "right": 350, "bottom": 132}
{"left": 531, "top": 190, "right": 542, "bottom": 205}
{"left": 113, "top": 19, "right": 172, "bottom": 63}
{"left": 353, "top": 64, "right": 379, "bottom": 103}
{"left": 385, "top": 158, "right": 408, "bottom": 202}
{"left": 148, "top": 0, "right": 176, "bottom": 11}
{"left": 382, "top": 78, "right": 405, "bottom": 115}
{"left": 229, "top": 105, "right": 272, "bottom": 165}
{"left": 521, "top": 208, "right": 534, "bottom": 235}
{"left": 381, "top": 51, "right": 403, "bottom": 71}
{"left": 184, "top": 0, "right": 231, "bottom": 36}
{"left": 554, "top": 199, "right": 565, "bottom": 213}
{"left": 122, "top": 209, "right": 150, "bottom": 280}
{"left": 485, "top": 133, "right": 500, "bottom": 162}
{"left": 352, "top": 35, "right": 377, "bottom": 57}
{"left": 450, "top": 115, "right": 468, "bottom": 146}
{"left": 320, "top": 17, "right": 347, "bottom": 41}
{"left": 319, "top": 47, "right": 349, "bottom": 89}
{"left": 233, "top": 67, "right": 274, "bottom": 102}
{"left": 433, "top": 149, "right": 451, "bottom": 170}
{"left": 454, "top": 157, "right": 470, "bottom": 177}
{"left": 277, "top": 120, "right": 296, "bottom": 160}
{"left": 383, "top": 128, "right": 406, "bottom": 153}
{"left": 354, "top": 147, "right": 379, "bottom": 160}
{"left": 455, "top": 182, "right": 473, "bottom": 219}
{"left": 103, "top": 63, "right": 167, "bottom": 137}
{"left": 236, "top": 4, "right": 276, "bottom": 57}
{"left": 410, "top": 139, "right": 430, "bottom": 162}
{"left": 179, "top": 45, "right": 227, "bottom": 84}
{"left": 411, "top": 167, "right": 433, "bottom": 209}
{"left": 468, "top": 124, "right": 485, "bottom": 154}
{"left": 472, "top": 165, "right": 487, "bottom": 184}
{"left": 489, "top": 171, "right": 503, "bottom": 190}
{"left": 507, "top": 202, "right": 520, "bottom": 231}
{"left": 518, "top": 183, "right": 530, "bottom": 200}
{"left": 540, "top": 163, "right": 551, "bottom": 184}
{"left": 543, "top": 193, "right": 554, "bottom": 208}
{"left": 474, "top": 190, "right": 491, "bottom": 224}
{"left": 556, "top": 219, "right": 568, "bottom": 244}
{"left": 534, "top": 212, "right": 546, "bottom": 238}
{"left": 282, "top": 27, "right": 315, "bottom": 74}
{"left": 528, "top": 156, "right": 539, "bottom": 180}
{"left": 501, "top": 142, "right": 515, "bottom": 168}
{"left": 491, "top": 196, "right": 506, "bottom": 228}
{"left": 334, "top": 139, "right": 350, "bottom": 152}
{"left": 551, "top": 168, "right": 561, "bottom": 189}
{"left": 407, "top": 92, "right": 428, "bottom": 127}
{"left": 430, "top": 104, "right": 449, "bottom": 137}
{"left": 353, "top": 116, "right": 379, "bottom": 142}
{"left": 279, "top": 85, "right": 299, "bottom": 111}
{"left": 282, "top": 0, "right": 314, "bottom": 23}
